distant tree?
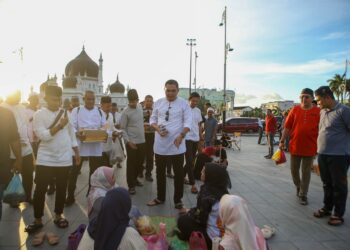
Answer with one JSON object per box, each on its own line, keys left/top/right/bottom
{"left": 328, "top": 74, "right": 344, "bottom": 102}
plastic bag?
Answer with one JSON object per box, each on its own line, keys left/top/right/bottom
{"left": 169, "top": 239, "right": 189, "bottom": 250}
{"left": 189, "top": 231, "right": 208, "bottom": 250}
{"left": 110, "top": 138, "right": 125, "bottom": 165}
{"left": 275, "top": 150, "right": 286, "bottom": 165}
{"left": 271, "top": 150, "right": 282, "bottom": 161}
{"left": 143, "top": 223, "right": 169, "bottom": 250}
{"left": 3, "top": 174, "right": 26, "bottom": 205}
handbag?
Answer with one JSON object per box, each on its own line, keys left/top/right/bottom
{"left": 67, "top": 224, "right": 87, "bottom": 250}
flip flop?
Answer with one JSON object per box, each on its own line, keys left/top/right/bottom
{"left": 147, "top": 199, "right": 164, "bottom": 206}
{"left": 31, "top": 231, "right": 46, "bottom": 246}
{"left": 46, "top": 232, "right": 59, "bottom": 245}
{"left": 328, "top": 216, "right": 344, "bottom": 226}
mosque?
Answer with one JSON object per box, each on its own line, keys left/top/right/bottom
{"left": 38, "top": 47, "right": 128, "bottom": 109}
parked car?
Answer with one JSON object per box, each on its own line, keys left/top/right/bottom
{"left": 217, "top": 117, "right": 260, "bottom": 133}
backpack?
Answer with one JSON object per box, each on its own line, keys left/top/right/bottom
{"left": 67, "top": 224, "right": 87, "bottom": 250}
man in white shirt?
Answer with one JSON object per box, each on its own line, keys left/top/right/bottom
{"left": 66, "top": 90, "right": 106, "bottom": 205}
{"left": 1, "top": 91, "right": 34, "bottom": 205}
{"left": 26, "top": 93, "right": 40, "bottom": 157}
{"left": 184, "top": 92, "right": 203, "bottom": 194}
{"left": 120, "top": 89, "right": 146, "bottom": 195}
{"left": 111, "top": 102, "right": 124, "bottom": 168}
{"left": 25, "top": 86, "right": 80, "bottom": 234}
{"left": 147, "top": 80, "right": 192, "bottom": 209}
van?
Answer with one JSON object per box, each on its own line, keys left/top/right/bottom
{"left": 218, "top": 117, "right": 259, "bottom": 133}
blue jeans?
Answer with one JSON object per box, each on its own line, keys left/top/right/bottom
{"left": 0, "top": 184, "right": 5, "bottom": 221}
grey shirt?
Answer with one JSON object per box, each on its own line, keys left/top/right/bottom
{"left": 317, "top": 103, "right": 350, "bottom": 155}
{"left": 120, "top": 104, "right": 145, "bottom": 144}
{"left": 204, "top": 117, "right": 218, "bottom": 142}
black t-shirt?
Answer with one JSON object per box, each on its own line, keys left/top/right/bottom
{"left": 0, "top": 107, "right": 19, "bottom": 184}
{"left": 215, "top": 148, "right": 227, "bottom": 160}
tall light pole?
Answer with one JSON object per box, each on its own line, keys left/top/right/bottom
{"left": 219, "top": 6, "right": 233, "bottom": 130}
{"left": 186, "top": 38, "right": 196, "bottom": 96}
{"left": 194, "top": 51, "right": 198, "bottom": 91}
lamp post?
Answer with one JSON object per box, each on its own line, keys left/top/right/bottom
{"left": 194, "top": 51, "right": 198, "bottom": 91}
{"left": 219, "top": 6, "right": 233, "bottom": 130}
{"left": 186, "top": 38, "right": 196, "bottom": 96}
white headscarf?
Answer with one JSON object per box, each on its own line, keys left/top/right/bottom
{"left": 219, "top": 195, "right": 267, "bottom": 250}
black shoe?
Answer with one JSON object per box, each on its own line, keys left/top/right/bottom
{"left": 296, "top": 187, "right": 300, "bottom": 197}
{"left": 145, "top": 175, "right": 153, "bottom": 182}
{"left": 129, "top": 188, "right": 136, "bottom": 195}
{"left": 264, "top": 155, "right": 272, "bottom": 159}
{"left": 136, "top": 180, "right": 143, "bottom": 187}
{"left": 299, "top": 196, "right": 308, "bottom": 205}
{"left": 65, "top": 197, "right": 75, "bottom": 206}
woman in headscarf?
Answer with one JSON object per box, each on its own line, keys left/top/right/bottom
{"left": 193, "top": 146, "right": 216, "bottom": 180}
{"left": 78, "top": 187, "right": 147, "bottom": 250}
{"left": 219, "top": 195, "right": 267, "bottom": 250}
{"left": 177, "top": 162, "right": 230, "bottom": 248}
{"left": 87, "top": 166, "right": 115, "bottom": 221}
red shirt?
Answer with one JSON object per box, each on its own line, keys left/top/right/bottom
{"left": 265, "top": 115, "right": 277, "bottom": 133}
{"left": 284, "top": 105, "right": 320, "bottom": 156}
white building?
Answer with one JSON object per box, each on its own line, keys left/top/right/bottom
{"left": 232, "top": 106, "right": 253, "bottom": 117}
{"left": 38, "top": 47, "right": 128, "bottom": 109}
{"left": 261, "top": 100, "right": 295, "bottom": 112}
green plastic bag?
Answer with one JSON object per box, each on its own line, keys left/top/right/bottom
{"left": 3, "top": 174, "right": 26, "bottom": 205}
{"left": 169, "top": 238, "right": 189, "bottom": 250}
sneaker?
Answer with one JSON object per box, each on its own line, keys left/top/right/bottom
{"left": 129, "top": 188, "right": 136, "bottom": 195}
{"left": 145, "top": 175, "right": 153, "bottom": 182}
{"left": 136, "top": 180, "right": 143, "bottom": 187}
{"left": 65, "top": 197, "right": 75, "bottom": 206}
{"left": 299, "top": 196, "right": 308, "bottom": 205}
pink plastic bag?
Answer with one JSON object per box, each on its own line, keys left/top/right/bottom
{"left": 189, "top": 231, "right": 208, "bottom": 250}
{"left": 142, "top": 223, "right": 169, "bottom": 250}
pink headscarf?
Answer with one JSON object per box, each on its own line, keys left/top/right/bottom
{"left": 87, "top": 167, "right": 116, "bottom": 214}
{"left": 219, "top": 195, "right": 267, "bottom": 250}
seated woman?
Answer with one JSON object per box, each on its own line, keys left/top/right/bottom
{"left": 219, "top": 195, "right": 267, "bottom": 250}
{"left": 88, "top": 167, "right": 141, "bottom": 226}
{"left": 177, "top": 163, "right": 230, "bottom": 248}
{"left": 213, "top": 140, "right": 228, "bottom": 167}
{"left": 78, "top": 187, "right": 147, "bottom": 250}
{"left": 193, "top": 146, "right": 216, "bottom": 180}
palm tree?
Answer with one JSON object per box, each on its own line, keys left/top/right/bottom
{"left": 327, "top": 74, "right": 344, "bottom": 102}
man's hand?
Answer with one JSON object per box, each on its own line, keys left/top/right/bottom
{"left": 76, "top": 131, "right": 86, "bottom": 141}
{"left": 74, "top": 153, "right": 81, "bottom": 166}
{"left": 174, "top": 135, "right": 183, "bottom": 148}
{"left": 13, "top": 159, "right": 22, "bottom": 173}
{"left": 279, "top": 141, "right": 285, "bottom": 150}
{"left": 112, "top": 131, "right": 122, "bottom": 140}
{"left": 127, "top": 141, "right": 137, "bottom": 149}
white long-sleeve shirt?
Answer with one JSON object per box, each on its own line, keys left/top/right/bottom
{"left": 71, "top": 106, "right": 107, "bottom": 157}
{"left": 0, "top": 103, "right": 32, "bottom": 158}
{"left": 33, "top": 107, "right": 78, "bottom": 167}
{"left": 102, "top": 111, "right": 117, "bottom": 153}
{"left": 150, "top": 97, "right": 192, "bottom": 155}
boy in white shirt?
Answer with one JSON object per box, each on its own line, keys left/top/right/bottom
{"left": 25, "top": 86, "right": 80, "bottom": 233}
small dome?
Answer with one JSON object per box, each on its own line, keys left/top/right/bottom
{"left": 62, "top": 76, "right": 77, "bottom": 89}
{"left": 40, "top": 75, "right": 58, "bottom": 92}
{"left": 40, "top": 81, "right": 48, "bottom": 92}
{"left": 65, "top": 47, "right": 99, "bottom": 78}
{"left": 110, "top": 75, "right": 125, "bottom": 93}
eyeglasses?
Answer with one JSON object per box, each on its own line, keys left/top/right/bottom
{"left": 165, "top": 103, "right": 171, "bottom": 121}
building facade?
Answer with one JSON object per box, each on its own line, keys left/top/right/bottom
{"left": 232, "top": 106, "right": 253, "bottom": 117}
{"left": 261, "top": 100, "right": 295, "bottom": 112}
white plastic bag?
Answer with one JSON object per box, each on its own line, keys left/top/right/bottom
{"left": 110, "top": 138, "right": 125, "bottom": 165}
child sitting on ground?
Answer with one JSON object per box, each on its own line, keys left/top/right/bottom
{"left": 177, "top": 163, "right": 230, "bottom": 249}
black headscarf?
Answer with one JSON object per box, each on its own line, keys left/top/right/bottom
{"left": 87, "top": 187, "right": 131, "bottom": 250}
{"left": 202, "top": 162, "right": 230, "bottom": 200}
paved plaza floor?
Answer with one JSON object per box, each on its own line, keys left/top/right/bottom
{"left": 0, "top": 136, "right": 349, "bottom": 250}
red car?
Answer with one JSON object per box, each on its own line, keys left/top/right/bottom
{"left": 218, "top": 117, "right": 259, "bottom": 133}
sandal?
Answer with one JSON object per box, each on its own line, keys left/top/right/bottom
{"left": 46, "top": 232, "right": 59, "bottom": 245}
{"left": 328, "top": 216, "right": 344, "bottom": 226}
{"left": 54, "top": 217, "right": 69, "bottom": 228}
{"left": 147, "top": 199, "right": 164, "bottom": 206}
{"left": 31, "top": 231, "right": 46, "bottom": 246}
{"left": 175, "top": 202, "right": 184, "bottom": 209}
{"left": 25, "top": 222, "right": 44, "bottom": 234}
{"left": 191, "top": 186, "right": 198, "bottom": 194}
{"left": 313, "top": 208, "right": 331, "bottom": 218}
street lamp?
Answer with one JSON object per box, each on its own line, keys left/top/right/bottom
{"left": 194, "top": 51, "right": 198, "bottom": 91}
{"left": 186, "top": 38, "right": 196, "bottom": 96}
{"left": 219, "top": 6, "right": 233, "bottom": 130}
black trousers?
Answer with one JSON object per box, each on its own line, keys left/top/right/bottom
{"left": 155, "top": 153, "right": 184, "bottom": 203}
{"left": 33, "top": 165, "right": 70, "bottom": 218}
{"left": 66, "top": 156, "right": 103, "bottom": 198}
{"left": 257, "top": 127, "right": 263, "bottom": 144}
{"left": 184, "top": 140, "right": 198, "bottom": 185}
{"left": 318, "top": 154, "right": 350, "bottom": 217}
{"left": 126, "top": 143, "right": 145, "bottom": 188}
{"left": 101, "top": 152, "right": 111, "bottom": 167}
{"left": 267, "top": 132, "right": 275, "bottom": 156}
{"left": 144, "top": 133, "right": 155, "bottom": 177}
{"left": 11, "top": 154, "right": 34, "bottom": 200}
{"left": 177, "top": 213, "right": 212, "bottom": 248}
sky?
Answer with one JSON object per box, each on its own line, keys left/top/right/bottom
{"left": 0, "top": 0, "right": 349, "bottom": 107}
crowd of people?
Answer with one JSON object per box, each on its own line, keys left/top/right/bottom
{"left": 0, "top": 80, "right": 349, "bottom": 249}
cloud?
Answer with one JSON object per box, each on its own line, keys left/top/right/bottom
{"left": 232, "top": 59, "right": 343, "bottom": 75}
{"left": 321, "top": 32, "right": 350, "bottom": 40}
{"left": 235, "top": 93, "right": 257, "bottom": 104}
{"left": 262, "top": 93, "right": 284, "bottom": 101}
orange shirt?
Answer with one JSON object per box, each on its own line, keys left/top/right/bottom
{"left": 265, "top": 115, "right": 277, "bottom": 133}
{"left": 284, "top": 105, "right": 320, "bottom": 156}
